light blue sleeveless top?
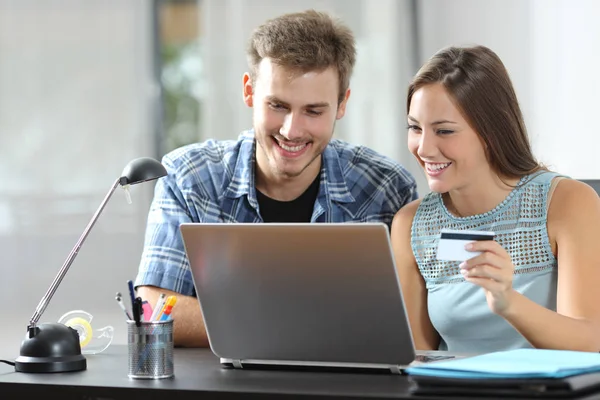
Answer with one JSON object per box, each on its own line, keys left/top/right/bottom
{"left": 411, "top": 171, "right": 562, "bottom": 352}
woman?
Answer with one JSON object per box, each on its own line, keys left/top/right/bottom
{"left": 391, "top": 45, "right": 600, "bottom": 353}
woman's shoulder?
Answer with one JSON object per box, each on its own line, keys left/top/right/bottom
{"left": 392, "top": 193, "right": 441, "bottom": 230}
{"left": 393, "top": 192, "right": 442, "bottom": 225}
{"left": 392, "top": 198, "right": 422, "bottom": 231}
{"left": 546, "top": 177, "right": 600, "bottom": 245}
{"left": 549, "top": 178, "right": 600, "bottom": 213}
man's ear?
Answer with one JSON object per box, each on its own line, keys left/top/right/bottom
{"left": 336, "top": 89, "right": 351, "bottom": 119}
{"left": 243, "top": 73, "right": 253, "bottom": 107}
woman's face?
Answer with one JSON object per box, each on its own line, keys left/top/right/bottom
{"left": 407, "top": 83, "right": 491, "bottom": 194}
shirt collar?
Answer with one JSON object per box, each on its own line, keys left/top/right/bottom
{"left": 223, "top": 130, "right": 256, "bottom": 201}
{"left": 224, "top": 130, "right": 355, "bottom": 204}
{"left": 319, "top": 142, "right": 355, "bottom": 204}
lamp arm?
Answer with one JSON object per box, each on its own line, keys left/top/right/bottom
{"left": 27, "top": 178, "right": 122, "bottom": 330}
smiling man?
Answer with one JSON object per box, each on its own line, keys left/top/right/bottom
{"left": 134, "top": 9, "right": 418, "bottom": 347}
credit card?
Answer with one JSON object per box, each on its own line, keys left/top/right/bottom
{"left": 436, "top": 229, "right": 495, "bottom": 262}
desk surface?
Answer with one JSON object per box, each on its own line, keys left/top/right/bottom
{"left": 1, "top": 345, "right": 599, "bottom": 400}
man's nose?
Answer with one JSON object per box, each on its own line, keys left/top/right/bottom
{"left": 279, "top": 113, "right": 303, "bottom": 140}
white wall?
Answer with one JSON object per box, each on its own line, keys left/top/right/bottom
{"left": 417, "top": 0, "right": 600, "bottom": 180}
{"left": 0, "top": 0, "right": 157, "bottom": 350}
{"left": 529, "top": 0, "right": 600, "bottom": 178}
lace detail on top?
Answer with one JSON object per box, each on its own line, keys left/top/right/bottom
{"left": 411, "top": 172, "right": 560, "bottom": 288}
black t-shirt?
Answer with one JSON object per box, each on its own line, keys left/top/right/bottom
{"left": 256, "top": 175, "right": 320, "bottom": 223}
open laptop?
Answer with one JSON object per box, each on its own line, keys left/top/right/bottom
{"left": 180, "top": 222, "right": 458, "bottom": 374}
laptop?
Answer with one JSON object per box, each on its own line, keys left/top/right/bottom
{"left": 180, "top": 222, "right": 458, "bottom": 374}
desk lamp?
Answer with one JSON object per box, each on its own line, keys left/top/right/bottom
{"left": 14, "top": 157, "right": 167, "bottom": 373}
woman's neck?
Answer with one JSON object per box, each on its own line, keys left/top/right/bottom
{"left": 444, "top": 173, "right": 521, "bottom": 218}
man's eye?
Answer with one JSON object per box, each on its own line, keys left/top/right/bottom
{"left": 269, "top": 103, "right": 286, "bottom": 110}
{"left": 307, "top": 110, "right": 323, "bottom": 116}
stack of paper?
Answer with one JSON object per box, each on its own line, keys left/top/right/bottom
{"left": 405, "top": 349, "right": 600, "bottom": 379}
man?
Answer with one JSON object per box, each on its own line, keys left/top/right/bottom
{"left": 135, "top": 9, "right": 417, "bottom": 347}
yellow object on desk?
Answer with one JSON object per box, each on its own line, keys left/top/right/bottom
{"left": 156, "top": 295, "right": 177, "bottom": 321}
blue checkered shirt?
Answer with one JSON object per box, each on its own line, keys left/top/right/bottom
{"left": 135, "top": 130, "right": 417, "bottom": 295}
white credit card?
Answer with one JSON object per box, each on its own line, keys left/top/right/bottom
{"left": 436, "top": 229, "right": 495, "bottom": 262}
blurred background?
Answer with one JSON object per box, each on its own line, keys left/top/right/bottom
{"left": 0, "top": 0, "right": 598, "bottom": 350}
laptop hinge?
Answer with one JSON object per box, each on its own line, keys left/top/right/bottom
{"left": 232, "top": 359, "right": 243, "bottom": 369}
{"left": 389, "top": 365, "right": 402, "bottom": 375}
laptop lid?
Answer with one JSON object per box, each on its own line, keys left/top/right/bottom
{"left": 180, "top": 222, "right": 416, "bottom": 368}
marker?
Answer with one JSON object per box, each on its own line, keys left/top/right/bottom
{"left": 158, "top": 296, "right": 178, "bottom": 321}
{"left": 132, "top": 297, "right": 142, "bottom": 327}
{"left": 156, "top": 295, "right": 177, "bottom": 321}
{"left": 141, "top": 301, "right": 153, "bottom": 322}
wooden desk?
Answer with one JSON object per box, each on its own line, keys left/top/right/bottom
{"left": 1, "top": 345, "right": 599, "bottom": 399}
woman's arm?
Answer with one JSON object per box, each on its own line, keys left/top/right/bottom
{"left": 504, "top": 179, "right": 600, "bottom": 351}
{"left": 390, "top": 200, "right": 440, "bottom": 350}
{"left": 463, "top": 179, "right": 600, "bottom": 351}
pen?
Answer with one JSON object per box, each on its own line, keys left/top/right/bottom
{"left": 127, "top": 280, "right": 136, "bottom": 310}
{"left": 150, "top": 293, "right": 167, "bottom": 321}
{"left": 115, "top": 292, "right": 132, "bottom": 320}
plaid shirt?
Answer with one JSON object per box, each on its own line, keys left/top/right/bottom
{"left": 135, "top": 130, "right": 417, "bottom": 295}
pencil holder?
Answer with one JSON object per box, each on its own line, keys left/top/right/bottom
{"left": 127, "top": 319, "right": 174, "bottom": 379}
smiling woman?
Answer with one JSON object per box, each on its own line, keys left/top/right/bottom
{"left": 391, "top": 45, "right": 600, "bottom": 354}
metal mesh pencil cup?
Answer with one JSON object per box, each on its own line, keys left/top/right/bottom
{"left": 127, "top": 319, "right": 174, "bottom": 379}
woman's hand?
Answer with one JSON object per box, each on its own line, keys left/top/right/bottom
{"left": 459, "top": 241, "right": 516, "bottom": 315}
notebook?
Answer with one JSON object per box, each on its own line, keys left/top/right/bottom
{"left": 406, "top": 349, "right": 600, "bottom": 397}
{"left": 405, "top": 348, "right": 600, "bottom": 379}
{"left": 179, "top": 222, "right": 461, "bottom": 374}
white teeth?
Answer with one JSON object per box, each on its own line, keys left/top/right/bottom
{"left": 427, "top": 162, "right": 451, "bottom": 171}
{"left": 279, "top": 142, "right": 307, "bottom": 152}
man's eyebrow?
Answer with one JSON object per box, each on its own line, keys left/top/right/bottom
{"left": 305, "top": 102, "right": 330, "bottom": 108}
{"left": 265, "top": 96, "right": 330, "bottom": 109}
{"left": 265, "top": 95, "right": 288, "bottom": 106}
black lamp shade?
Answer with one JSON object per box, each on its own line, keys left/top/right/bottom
{"left": 119, "top": 157, "right": 167, "bottom": 186}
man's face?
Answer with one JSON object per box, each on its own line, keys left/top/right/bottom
{"left": 243, "top": 58, "right": 350, "bottom": 184}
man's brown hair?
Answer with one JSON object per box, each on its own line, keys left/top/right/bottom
{"left": 247, "top": 9, "right": 356, "bottom": 104}
{"left": 407, "top": 45, "right": 543, "bottom": 179}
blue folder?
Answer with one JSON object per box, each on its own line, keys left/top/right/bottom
{"left": 405, "top": 349, "right": 600, "bottom": 379}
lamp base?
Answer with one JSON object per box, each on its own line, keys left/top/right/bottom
{"left": 15, "top": 323, "right": 87, "bottom": 373}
